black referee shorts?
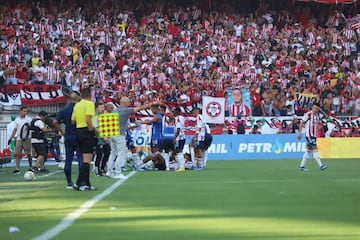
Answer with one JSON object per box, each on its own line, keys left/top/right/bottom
{"left": 76, "top": 128, "right": 97, "bottom": 154}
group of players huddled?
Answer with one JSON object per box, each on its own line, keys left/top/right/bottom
{"left": 94, "top": 102, "right": 213, "bottom": 177}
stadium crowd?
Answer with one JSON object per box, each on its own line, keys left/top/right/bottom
{"left": 1, "top": 0, "right": 360, "bottom": 118}
{"left": 2, "top": 0, "right": 360, "bottom": 190}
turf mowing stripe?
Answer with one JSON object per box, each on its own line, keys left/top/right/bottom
{"left": 32, "top": 171, "right": 136, "bottom": 240}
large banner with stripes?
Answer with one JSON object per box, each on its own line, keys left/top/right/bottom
{"left": 0, "top": 84, "right": 66, "bottom": 107}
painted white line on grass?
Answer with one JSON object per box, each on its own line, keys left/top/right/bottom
{"left": 35, "top": 170, "right": 62, "bottom": 179}
{"left": 32, "top": 171, "right": 136, "bottom": 240}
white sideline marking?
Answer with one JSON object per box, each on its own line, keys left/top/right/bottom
{"left": 35, "top": 170, "right": 62, "bottom": 179}
{"left": 32, "top": 171, "right": 136, "bottom": 240}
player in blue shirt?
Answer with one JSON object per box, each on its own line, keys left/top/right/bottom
{"left": 139, "top": 103, "right": 163, "bottom": 154}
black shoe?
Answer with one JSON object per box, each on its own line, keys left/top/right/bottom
{"left": 73, "top": 184, "right": 80, "bottom": 191}
{"left": 31, "top": 167, "right": 39, "bottom": 172}
{"left": 12, "top": 169, "right": 20, "bottom": 175}
{"left": 38, "top": 168, "right": 49, "bottom": 173}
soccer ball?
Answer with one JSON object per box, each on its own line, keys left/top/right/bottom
{"left": 58, "top": 161, "right": 65, "bottom": 170}
{"left": 24, "top": 171, "right": 35, "bottom": 181}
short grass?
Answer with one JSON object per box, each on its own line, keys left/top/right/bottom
{"left": 1, "top": 159, "right": 360, "bottom": 240}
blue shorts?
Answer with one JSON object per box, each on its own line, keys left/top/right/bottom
{"left": 204, "top": 133, "right": 213, "bottom": 150}
{"left": 126, "top": 137, "right": 135, "bottom": 150}
{"left": 162, "top": 138, "right": 174, "bottom": 152}
{"left": 305, "top": 136, "right": 317, "bottom": 148}
{"left": 174, "top": 139, "right": 185, "bottom": 153}
{"left": 191, "top": 137, "right": 206, "bottom": 150}
{"left": 151, "top": 139, "right": 161, "bottom": 149}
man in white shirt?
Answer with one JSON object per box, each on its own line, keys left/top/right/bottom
{"left": 31, "top": 60, "right": 47, "bottom": 84}
{"left": 8, "top": 107, "right": 33, "bottom": 174}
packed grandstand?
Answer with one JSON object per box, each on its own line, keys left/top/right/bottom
{"left": 0, "top": 0, "right": 359, "bottom": 136}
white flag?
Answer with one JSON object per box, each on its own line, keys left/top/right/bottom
{"left": 202, "top": 96, "right": 225, "bottom": 124}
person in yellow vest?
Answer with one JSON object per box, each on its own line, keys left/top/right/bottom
{"left": 31, "top": 52, "right": 40, "bottom": 68}
{"left": 71, "top": 87, "right": 97, "bottom": 191}
{"left": 71, "top": 41, "right": 80, "bottom": 64}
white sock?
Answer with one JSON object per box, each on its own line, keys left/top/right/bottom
{"left": 132, "top": 153, "right": 140, "bottom": 167}
{"left": 162, "top": 152, "right": 170, "bottom": 170}
{"left": 195, "top": 157, "right": 203, "bottom": 168}
{"left": 300, "top": 151, "right": 309, "bottom": 167}
{"left": 145, "top": 160, "right": 154, "bottom": 168}
{"left": 190, "top": 147, "right": 195, "bottom": 167}
{"left": 107, "top": 155, "right": 115, "bottom": 173}
{"left": 313, "top": 151, "right": 323, "bottom": 167}
{"left": 203, "top": 150, "right": 208, "bottom": 167}
{"left": 175, "top": 153, "right": 185, "bottom": 169}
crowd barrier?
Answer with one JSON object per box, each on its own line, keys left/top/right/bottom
{"left": 317, "top": 138, "right": 360, "bottom": 159}
{"left": 182, "top": 134, "right": 307, "bottom": 160}
{"left": 1, "top": 121, "right": 359, "bottom": 160}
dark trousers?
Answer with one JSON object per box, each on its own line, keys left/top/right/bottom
{"left": 95, "top": 144, "right": 110, "bottom": 172}
{"left": 64, "top": 134, "right": 83, "bottom": 185}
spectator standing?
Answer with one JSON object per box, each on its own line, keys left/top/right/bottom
{"left": 31, "top": 60, "right": 46, "bottom": 84}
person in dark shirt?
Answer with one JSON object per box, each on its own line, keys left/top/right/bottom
{"left": 54, "top": 92, "right": 83, "bottom": 189}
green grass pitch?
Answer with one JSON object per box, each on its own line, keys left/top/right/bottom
{"left": 1, "top": 159, "right": 360, "bottom": 240}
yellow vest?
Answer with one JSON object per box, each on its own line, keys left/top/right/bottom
{"left": 31, "top": 57, "right": 39, "bottom": 68}
{"left": 71, "top": 99, "right": 95, "bottom": 128}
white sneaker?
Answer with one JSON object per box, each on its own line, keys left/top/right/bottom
{"left": 113, "top": 173, "right": 128, "bottom": 179}
{"left": 105, "top": 171, "right": 113, "bottom": 178}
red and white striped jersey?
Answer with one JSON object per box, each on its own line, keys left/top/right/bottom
{"left": 230, "top": 103, "right": 251, "bottom": 117}
{"left": 192, "top": 9, "right": 201, "bottom": 20}
{"left": 174, "top": 115, "right": 185, "bottom": 140}
{"left": 7, "top": 64, "right": 16, "bottom": 79}
{"left": 46, "top": 66, "right": 60, "bottom": 84}
{"left": 302, "top": 110, "right": 322, "bottom": 138}
{"left": 343, "top": 28, "right": 355, "bottom": 39}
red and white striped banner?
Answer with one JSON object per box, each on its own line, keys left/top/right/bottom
{"left": 20, "top": 85, "right": 66, "bottom": 106}
{"left": 346, "top": 14, "right": 360, "bottom": 29}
